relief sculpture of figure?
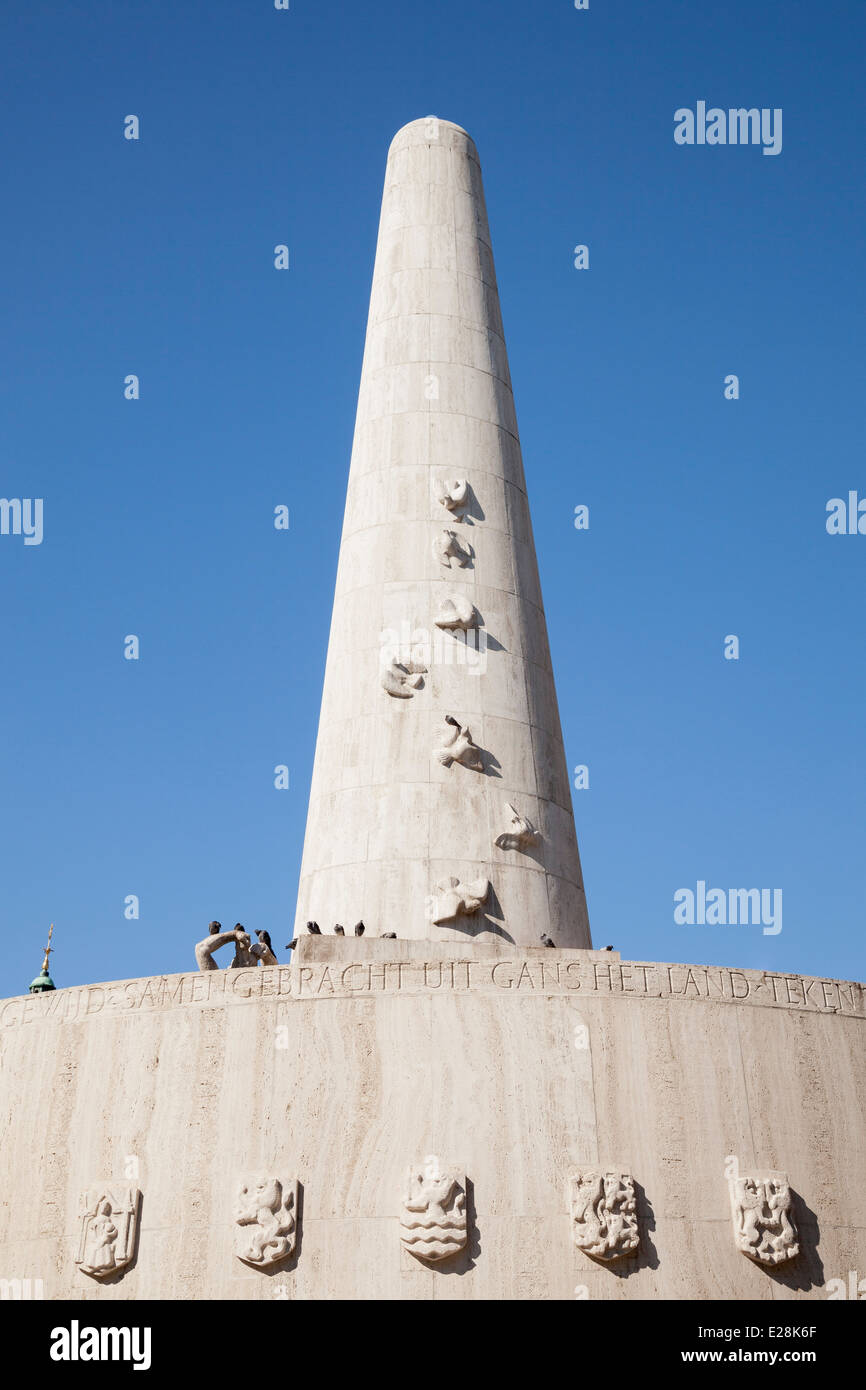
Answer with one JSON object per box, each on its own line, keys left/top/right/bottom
{"left": 432, "top": 529, "right": 472, "bottom": 569}
{"left": 75, "top": 1185, "right": 140, "bottom": 1279}
{"left": 198, "top": 922, "right": 258, "bottom": 978}
{"left": 381, "top": 656, "right": 426, "bottom": 698}
{"left": 494, "top": 802, "right": 539, "bottom": 850}
{"left": 571, "top": 1171, "right": 604, "bottom": 1251}
{"left": 235, "top": 1175, "right": 298, "bottom": 1268}
{"left": 730, "top": 1173, "right": 799, "bottom": 1265}
{"left": 570, "top": 1169, "right": 640, "bottom": 1261}
{"left": 735, "top": 1177, "right": 764, "bottom": 1253}
{"left": 435, "top": 715, "right": 484, "bottom": 770}
{"left": 766, "top": 1178, "right": 798, "bottom": 1259}
{"left": 434, "top": 593, "right": 477, "bottom": 631}
{"left": 426, "top": 876, "right": 489, "bottom": 926}
{"left": 84, "top": 1201, "right": 118, "bottom": 1274}
{"left": 227, "top": 925, "right": 256, "bottom": 969}
{"left": 436, "top": 478, "right": 469, "bottom": 518}
{"left": 399, "top": 1155, "right": 467, "bottom": 1261}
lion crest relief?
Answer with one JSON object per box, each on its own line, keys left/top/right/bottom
{"left": 570, "top": 1168, "right": 640, "bottom": 1261}
{"left": 235, "top": 1175, "right": 298, "bottom": 1269}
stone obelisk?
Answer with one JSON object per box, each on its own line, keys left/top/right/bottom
{"left": 295, "top": 117, "right": 591, "bottom": 949}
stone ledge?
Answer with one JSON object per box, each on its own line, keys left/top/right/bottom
{"left": 0, "top": 951, "right": 862, "bottom": 1027}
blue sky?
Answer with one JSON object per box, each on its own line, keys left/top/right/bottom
{"left": 1, "top": 0, "right": 863, "bottom": 994}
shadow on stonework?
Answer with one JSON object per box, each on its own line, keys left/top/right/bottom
{"left": 461, "top": 485, "right": 484, "bottom": 525}
{"left": 764, "top": 1191, "right": 823, "bottom": 1294}
{"left": 413, "top": 1178, "right": 479, "bottom": 1277}
{"left": 478, "top": 886, "right": 515, "bottom": 942}
{"left": 480, "top": 747, "right": 502, "bottom": 779}
{"left": 480, "top": 628, "right": 505, "bottom": 653}
{"left": 448, "top": 884, "right": 516, "bottom": 944}
{"left": 278, "top": 1178, "right": 304, "bottom": 1276}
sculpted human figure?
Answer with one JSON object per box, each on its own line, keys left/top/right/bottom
{"left": 227, "top": 925, "right": 256, "bottom": 969}
{"left": 75, "top": 1185, "right": 139, "bottom": 1279}
{"left": 195, "top": 922, "right": 251, "bottom": 973}
{"left": 84, "top": 1201, "right": 118, "bottom": 1273}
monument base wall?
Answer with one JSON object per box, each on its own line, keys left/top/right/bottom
{"left": 0, "top": 939, "right": 863, "bottom": 1300}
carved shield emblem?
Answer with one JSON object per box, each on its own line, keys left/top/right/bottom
{"left": 400, "top": 1156, "right": 467, "bottom": 1261}
{"left": 235, "top": 1175, "right": 298, "bottom": 1268}
{"left": 729, "top": 1171, "right": 799, "bottom": 1266}
{"left": 570, "top": 1169, "right": 640, "bottom": 1261}
{"left": 75, "top": 1184, "right": 140, "bottom": 1278}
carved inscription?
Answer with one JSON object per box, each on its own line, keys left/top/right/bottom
{"left": 2, "top": 961, "right": 863, "bottom": 1027}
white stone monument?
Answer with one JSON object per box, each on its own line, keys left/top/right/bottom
{"left": 293, "top": 116, "right": 590, "bottom": 951}
{"left": 0, "top": 119, "right": 862, "bottom": 1302}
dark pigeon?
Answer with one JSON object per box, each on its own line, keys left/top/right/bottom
{"left": 256, "top": 929, "right": 277, "bottom": 962}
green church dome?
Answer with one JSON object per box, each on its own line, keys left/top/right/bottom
{"left": 29, "top": 969, "right": 55, "bottom": 993}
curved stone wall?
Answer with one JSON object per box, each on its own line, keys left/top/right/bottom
{"left": 0, "top": 940, "right": 862, "bottom": 1300}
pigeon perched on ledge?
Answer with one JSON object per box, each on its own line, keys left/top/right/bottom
{"left": 354, "top": 921, "right": 365, "bottom": 937}
{"left": 255, "top": 929, "right": 278, "bottom": 964}
{"left": 306, "top": 921, "right": 321, "bottom": 935}
{"left": 540, "top": 934, "right": 555, "bottom": 948}
{"left": 380, "top": 932, "right": 396, "bottom": 939}
{"left": 285, "top": 939, "right": 297, "bottom": 951}
{"left": 334, "top": 924, "right": 345, "bottom": 936}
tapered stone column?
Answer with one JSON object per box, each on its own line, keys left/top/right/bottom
{"left": 294, "top": 117, "right": 591, "bottom": 948}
